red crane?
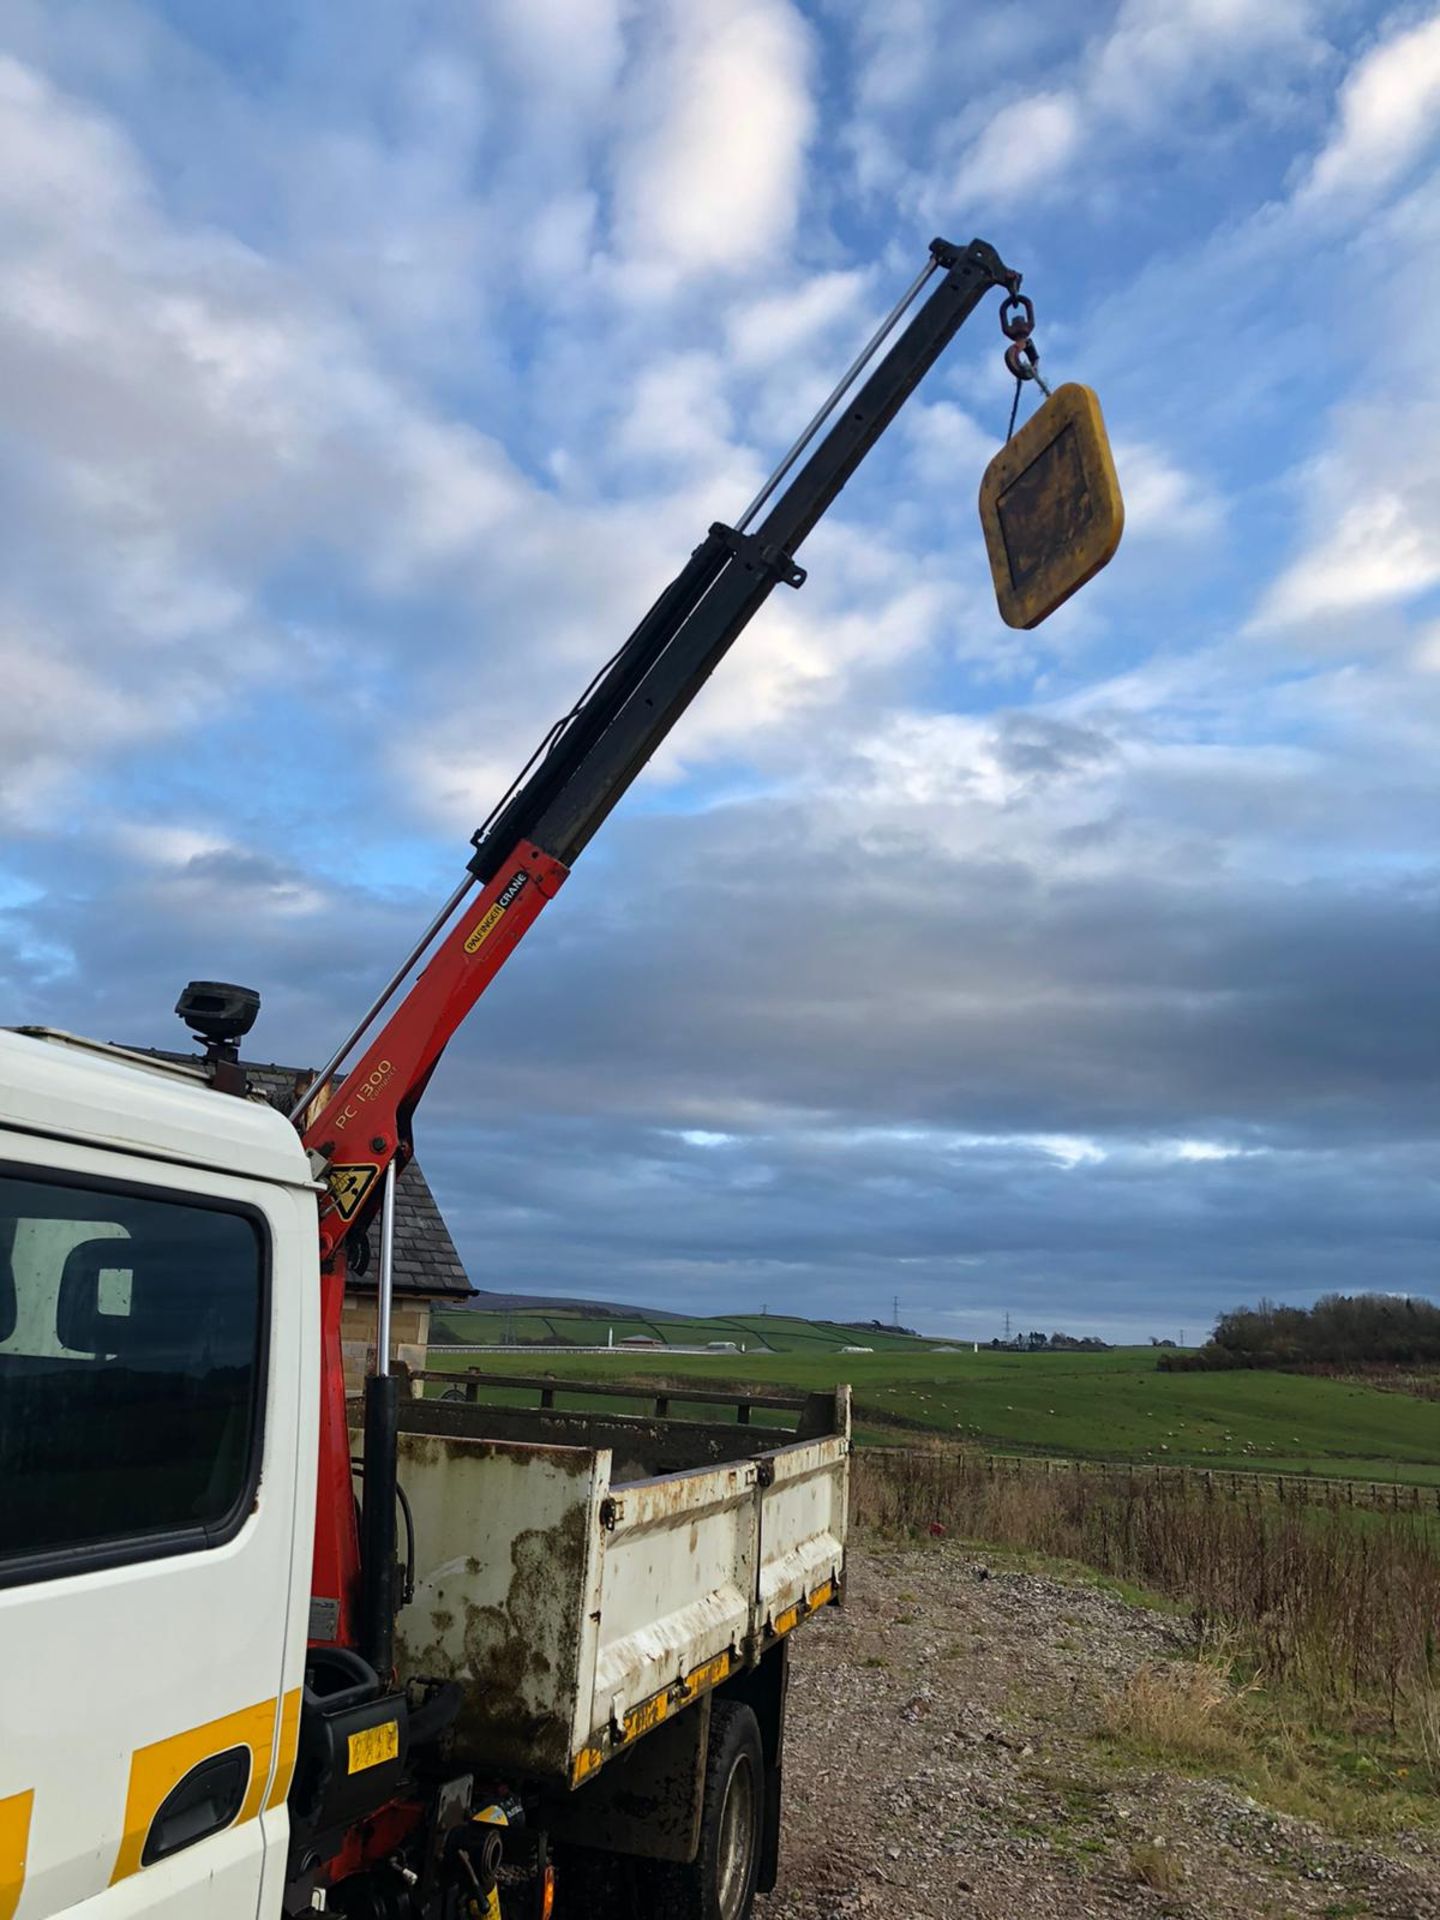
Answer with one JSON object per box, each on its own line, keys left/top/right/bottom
{"left": 285, "top": 236, "right": 1023, "bottom": 1663}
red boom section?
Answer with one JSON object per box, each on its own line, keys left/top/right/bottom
{"left": 301, "top": 842, "right": 570, "bottom": 1257}
{"left": 301, "top": 841, "right": 569, "bottom": 1641}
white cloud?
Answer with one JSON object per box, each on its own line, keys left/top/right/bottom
{"left": 1236, "top": 23, "right": 1440, "bottom": 645}
{"left": 1030, "top": 1133, "right": 1107, "bottom": 1169}
{"left": 1113, "top": 441, "right": 1224, "bottom": 541}
{"left": 949, "top": 90, "right": 1082, "bottom": 209}
{"left": 612, "top": 351, "right": 736, "bottom": 469}
{"left": 1299, "top": 10, "right": 1440, "bottom": 204}
{"left": 1170, "top": 1138, "right": 1256, "bottom": 1161}
{"left": 0, "top": 628, "right": 170, "bottom": 826}
{"left": 0, "top": 54, "right": 144, "bottom": 228}
{"left": 725, "top": 269, "right": 867, "bottom": 370}
{"left": 3, "top": 0, "right": 1439, "bottom": 1346}
{"left": 608, "top": 0, "right": 816, "bottom": 285}
{"left": 832, "top": 705, "right": 1127, "bottom": 878}
{"left": 481, "top": 0, "right": 627, "bottom": 107}
{"left": 0, "top": 49, "right": 548, "bottom": 822}
{"left": 110, "top": 823, "right": 231, "bottom": 868}
{"left": 937, "top": 0, "right": 1327, "bottom": 215}
{"left": 1254, "top": 483, "right": 1440, "bottom": 628}
{"left": 644, "top": 570, "right": 955, "bottom": 780}
{"left": 1091, "top": 0, "right": 1323, "bottom": 121}
{"left": 902, "top": 400, "right": 996, "bottom": 491}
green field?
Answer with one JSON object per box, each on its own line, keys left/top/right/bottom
{"left": 425, "top": 1337, "right": 1440, "bottom": 1486}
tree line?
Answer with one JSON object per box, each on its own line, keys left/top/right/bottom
{"left": 1157, "top": 1292, "right": 1440, "bottom": 1371}
{"left": 988, "top": 1330, "right": 1110, "bottom": 1352}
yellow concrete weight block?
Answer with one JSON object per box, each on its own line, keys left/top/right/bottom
{"left": 979, "top": 383, "right": 1125, "bottom": 629}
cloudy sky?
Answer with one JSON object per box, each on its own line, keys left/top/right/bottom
{"left": 1, "top": 0, "right": 1437, "bottom": 1341}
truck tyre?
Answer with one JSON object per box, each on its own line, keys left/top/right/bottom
{"left": 552, "top": 1701, "right": 766, "bottom": 1920}
{"left": 653, "top": 1699, "right": 765, "bottom": 1920}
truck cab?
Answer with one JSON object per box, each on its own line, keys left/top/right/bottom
{"left": 0, "top": 1027, "right": 317, "bottom": 1920}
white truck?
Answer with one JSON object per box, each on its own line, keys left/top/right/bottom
{"left": 0, "top": 235, "right": 1088, "bottom": 1918}
{"left": 0, "top": 1025, "right": 848, "bottom": 1919}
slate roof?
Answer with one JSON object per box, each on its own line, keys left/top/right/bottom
{"left": 140, "top": 1051, "right": 474, "bottom": 1302}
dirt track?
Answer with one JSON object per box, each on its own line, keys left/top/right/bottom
{"left": 761, "top": 1539, "right": 1440, "bottom": 1920}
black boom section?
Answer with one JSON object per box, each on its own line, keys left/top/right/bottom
{"left": 468, "top": 530, "right": 733, "bottom": 883}
{"left": 470, "top": 237, "right": 1013, "bottom": 880}
{"left": 751, "top": 238, "right": 1012, "bottom": 555}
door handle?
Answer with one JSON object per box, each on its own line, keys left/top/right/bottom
{"left": 141, "top": 1745, "right": 252, "bottom": 1867}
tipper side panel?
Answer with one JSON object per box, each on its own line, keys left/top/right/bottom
{"left": 757, "top": 1388, "right": 850, "bottom": 1633}
{"left": 586, "top": 1461, "right": 759, "bottom": 1748}
{"left": 392, "top": 1430, "right": 607, "bottom": 1778}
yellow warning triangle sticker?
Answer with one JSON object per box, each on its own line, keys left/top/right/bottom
{"left": 329, "top": 1163, "right": 379, "bottom": 1221}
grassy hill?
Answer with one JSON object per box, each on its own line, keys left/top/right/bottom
{"left": 424, "top": 1337, "right": 1440, "bottom": 1486}
{"left": 431, "top": 1304, "right": 933, "bottom": 1354}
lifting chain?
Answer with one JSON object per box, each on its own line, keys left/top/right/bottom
{"left": 998, "top": 289, "right": 1052, "bottom": 440}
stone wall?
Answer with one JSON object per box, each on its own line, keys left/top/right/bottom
{"left": 341, "top": 1295, "right": 431, "bottom": 1394}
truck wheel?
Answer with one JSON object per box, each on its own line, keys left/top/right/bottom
{"left": 654, "top": 1700, "right": 765, "bottom": 1920}
{"left": 553, "top": 1702, "right": 766, "bottom": 1920}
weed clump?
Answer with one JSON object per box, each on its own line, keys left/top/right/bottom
{"left": 1127, "top": 1839, "right": 1183, "bottom": 1892}
{"left": 1101, "top": 1654, "right": 1255, "bottom": 1768}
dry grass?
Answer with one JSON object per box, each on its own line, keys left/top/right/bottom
{"left": 1127, "top": 1840, "right": 1184, "bottom": 1892}
{"left": 1101, "top": 1655, "right": 1256, "bottom": 1767}
{"left": 854, "top": 1449, "right": 1440, "bottom": 1703}
{"left": 1409, "top": 1684, "right": 1440, "bottom": 1776}
{"left": 854, "top": 1447, "right": 1440, "bottom": 1802}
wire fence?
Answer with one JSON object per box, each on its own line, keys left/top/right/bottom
{"left": 867, "top": 1445, "right": 1440, "bottom": 1516}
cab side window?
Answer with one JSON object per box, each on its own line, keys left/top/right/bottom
{"left": 0, "top": 1170, "right": 265, "bottom": 1573}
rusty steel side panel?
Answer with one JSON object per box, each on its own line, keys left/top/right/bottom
{"left": 586, "top": 1461, "right": 760, "bottom": 1742}
{"left": 756, "top": 1389, "right": 850, "bottom": 1633}
{"left": 392, "top": 1430, "right": 609, "bottom": 1779}
{"left": 390, "top": 1392, "right": 849, "bottom": 1787}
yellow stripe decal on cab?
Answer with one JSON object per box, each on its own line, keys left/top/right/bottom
{"left": 0, "top": 1790, "right": 34, "bottom": 1920}
{"left": 265, "top": 1688, "right": 304, "bottom": 1813}
{"left": 111, "top": 1698, "right": 278, "bottom": 1885}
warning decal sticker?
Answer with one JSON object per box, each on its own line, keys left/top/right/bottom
{"left": 329, "top": 1164, "right": 379, "bottom": 1221}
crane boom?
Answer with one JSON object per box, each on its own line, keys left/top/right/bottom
{"left": 299, "top": 236, "right": 1016, "bottom": 1247}
{"left": 299, "top": 234, "right": 1018, "bottom": 1652}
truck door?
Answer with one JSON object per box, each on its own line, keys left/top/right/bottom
{"left": 0, "top": 1139, "right": 316, "bottom": 1920}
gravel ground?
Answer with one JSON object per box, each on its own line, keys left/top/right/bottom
{"left": 760, "top": 1539, "right": 1440, "bottom": 1920}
